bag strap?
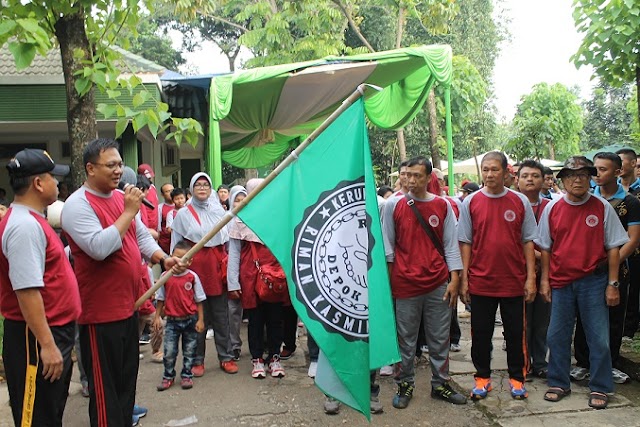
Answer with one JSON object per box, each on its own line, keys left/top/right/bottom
{"left": 248, "top": 241, "right": 261, "bottom": 271}
{"left": 187, "top": 204, "right": 201, "bottom": 225}
{"left": 405, "top": 195, "right": 445, "bottom": 258}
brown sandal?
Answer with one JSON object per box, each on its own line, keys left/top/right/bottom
{"left": 544, "top": 387, "right": 571, "bottom": 402}
{"left": 588, "top": 391, "right": 608, "bottom": 409}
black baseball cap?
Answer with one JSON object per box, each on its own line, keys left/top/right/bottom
{"left": 6, "top": 149, "right": 70, "bottom": 178}
{"left": 461, "top": 182, "right": 480, "bottom": 193}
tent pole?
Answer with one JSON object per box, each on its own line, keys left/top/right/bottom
{"left": 135, "top": 84, "right": 369, "bottom": 309}
{"left": 207, "top": 119, "right": 223, "bottom": 189}
{"left": 444, "top": 86, "right": 454, "bottom": 196}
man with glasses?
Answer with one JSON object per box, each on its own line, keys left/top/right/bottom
{"left": 537, "top": 156, "right": 628, "bottom": 410}
{"left": 62, "top": 138, "right": 184, "bottom": 426}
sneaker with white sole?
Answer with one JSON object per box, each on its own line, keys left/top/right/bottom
{"left": 380, "top": 365, "right": 394, "bottom": 376}
{"left": 612, "top": 368, "right": 630, "bottom": 384}
{"left": 251, "top": 358, "right": 266, "bottom": 379}
{"left": 205, "top": 329, "right": 214, "bottom": 340}
{"left": 268, "top": 355, "right": 285, "bottom": 378}
{"left": 570, "top": 366, "right": 589, "bottom": 381}
{"left": 450, "top": 343, "right": 461, "bottom": 352}
{"left": 308, "top": 361, "right": 318, "bottom": 378}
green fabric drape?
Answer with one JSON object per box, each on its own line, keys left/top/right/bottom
{"left": 208, "top": 45, "right": 453, "bottom": 170}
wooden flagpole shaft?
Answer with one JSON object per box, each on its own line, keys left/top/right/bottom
{"left": 135, "top": 84, "right": 369, "bottom": 309}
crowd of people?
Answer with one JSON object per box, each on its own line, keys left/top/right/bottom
{"left": 1, "top": 139, "right": 640, "bottom": 426}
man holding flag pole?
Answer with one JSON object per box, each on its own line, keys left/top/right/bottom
{"left": 136, "top": 85, "right": 400, "bottom": 419}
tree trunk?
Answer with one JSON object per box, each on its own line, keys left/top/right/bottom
{"left": 428, "top": 89, "right": 441, "bottom": 169}
{"left": 472, "top": 139, "right": 480, "bottom": 179}
{"left": 396, "top": 130, "right": 407, "bottom": 161}
{"left": 55, "top": 10, "right": 98, "bottom": 190}
{"left": 636, "top": 65, "right": 640, "bottom": 132}
{"left": 548, "top": 139, "right": 555, "bottom": 160}
{"left": 394, "top": 7, "right": 407, "bottom": 163}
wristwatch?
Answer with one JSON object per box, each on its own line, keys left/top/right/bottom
{"left": 608, "top": 281, "right": 620, "bottom": 288}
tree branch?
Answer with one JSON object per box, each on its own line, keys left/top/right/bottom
{"left": 199, "top": 13, "right": 248, "bottom": 33}
{"left": 332, "top": 0, "right": 375, "bottom": 52}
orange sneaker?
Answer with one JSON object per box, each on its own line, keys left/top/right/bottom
{"left": 220, "top": 360, "right": 239, "bottom": 374}
{"left": 509, "top": 378, "right": 528, "bottom": 399}
{"left": 471, "top": 377, "right": 492, "bottom": 400}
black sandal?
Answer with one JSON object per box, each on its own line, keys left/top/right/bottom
{"left": 544, "top": 387, "right": 571, "bottom": 402}
{"left": 588, "top": 391, "right": 608, "bottom": 409}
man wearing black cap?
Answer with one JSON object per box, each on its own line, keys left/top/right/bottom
{"left": 0, "top": 149, "right": 81, "bottom": 426}
{"left": 537, "top": 156, "right": 628, "bottom": 409}
{"left": 460, "top": 182, "right": 479, "bottom": 201}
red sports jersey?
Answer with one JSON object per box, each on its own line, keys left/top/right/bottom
{"left": 545, "top": 197, "right": 608, "bottom": 288}
{"left": 162, "top": 271, "right": 201, "bottom": 317}
{"left": 460, "top": 190, "right": 537, "bottom": 297}
{"left": 0, "top": 208, "right": 81, "bottom": 326}
{"left": 68, "top": 191, "right": 141, "bottom": 324}
{"left": 389, "top": 197, "right": 451, "bottom": 298}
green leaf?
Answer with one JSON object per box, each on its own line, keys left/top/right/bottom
{"left": 8, "top": 41, "right": 36, "bottom": 70}
{"left": 74, "top": 77, "right": 91, "bottom": 96}
{"left": 115, "top": 118, "right": 129, "bottom": 138}
{"left": 132, "top": 114, "right": 148, "bottom": 133}
{"left": 97, "top": 103, "right": 117, "bottom": 119}
{"left": 147, "top": 110, "right": 160, "bottom": 137}
{"left": 132, "top": 91, "right": 150, "bottom": 108}
{"left": 106, "top": 89, "right": 121, "bottom": 99}
{"left": 92, "top": 70, "right": 107, "bottom": 88}
{"left": 0, "top": 20, "right": 16, "bottom": 36}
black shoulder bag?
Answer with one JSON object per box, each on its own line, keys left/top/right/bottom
{"left": 405, "top": 195, "right": 445, "bottom": 259}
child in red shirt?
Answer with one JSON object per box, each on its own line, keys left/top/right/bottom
{"left": 154, "top": 241, "right": 206, "bottom": 391}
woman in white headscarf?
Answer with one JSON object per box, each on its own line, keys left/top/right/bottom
{"left": 170, "top": 172, "right": 237, "bottom": 375}
{"left": 227, "top": 179, "right": 286, "bottom": 379}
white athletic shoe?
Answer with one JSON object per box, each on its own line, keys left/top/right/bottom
{"left": 251, "top": 358, "right": 266, "bottom": 379}
{"left": 308, "top": 361, "right": 318, "bottom": 378}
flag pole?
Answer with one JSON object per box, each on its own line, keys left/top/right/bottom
{"left": 135, "top": 84, "right": 370, "bottom": 309}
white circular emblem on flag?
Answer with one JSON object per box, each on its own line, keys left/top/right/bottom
{"left": 184, "top": 282, "right": 193, "bottom": 291}
{"left": 586, "top": 214, "right": 599, "bottom": 227}
{"left": 292, "top": 179, "right": 371, "bottom": 341}
{"left": 504, "top": 210, "right": 516, "bottom": 222}
{"left": 428, "top": 215, "right": 440, "bottom": 227}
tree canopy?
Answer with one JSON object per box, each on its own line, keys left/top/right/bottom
{"left": 572, "top": 0, "right": 640, "bottom": 127}
{"left": 0, "top": 0, "right": 207, "bottom": 186}
{"left": 506, "top": 82, "right": 583, "bottom": 161}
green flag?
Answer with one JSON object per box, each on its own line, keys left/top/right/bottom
{"left": 238, "top": 98, "right": 399, "bottom": 418}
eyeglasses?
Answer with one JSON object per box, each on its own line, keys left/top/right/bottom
{"left": 193, "top": 182, "right": 211, "bottom": 189}
{"left": 92, "top": 161, "right": 124, "bottom": 170}
{"left": 564, "top": 172, "right": 591, "bottom": 181}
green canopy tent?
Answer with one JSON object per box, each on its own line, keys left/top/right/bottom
{"left": 163, "top": 45, "right": 455, "bottom": 190}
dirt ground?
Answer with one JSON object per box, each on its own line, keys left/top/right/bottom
{"left": 59, "top": 323, "right": 492, "bottom": 427}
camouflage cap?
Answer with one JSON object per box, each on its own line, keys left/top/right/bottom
{"left": 556, "top": 156, "right": 597, "bottom": 179}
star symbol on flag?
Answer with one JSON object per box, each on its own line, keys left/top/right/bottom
{"left": 320, "top": 207, "right": 330, "bottom": 219}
